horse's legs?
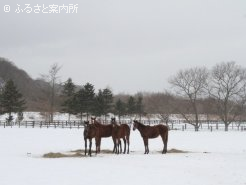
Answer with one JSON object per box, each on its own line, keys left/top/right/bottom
{"left": 162, "top": 133, "right": 168, "bottom": 154}
{"left": 126, "top": 135, "right": 130, "bottom": 154}
{"left": 143, "top": 138, "right": 148, "bottom": 154}
{"left": 146, "top": 140, "right": 149, "bottom": 154}
{"left": 112, "top": 137, "right": 117, "bottom": 153}
{"left": 123, "top": 138, "right": 126, "bottom": 154}
{"left": 116, "top": 138, "right": 119, "bottom": 154}
{"left": 84, "top": 138, "right": 87, "bottom": 156}
{"left": 98, "top": 137, "right": 101, "bottom": 153}
{"left": 95, "top": 137, "right": 100, "bottom": 154}
{"left": 89, "top": 138, "right": 92, "bottom": 157}
{"left": 119, "top": 139, "right": 122, "bottom": 154}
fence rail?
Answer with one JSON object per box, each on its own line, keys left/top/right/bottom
{"left": 0, "top": 120, "right": 84, "bottom": 129}
{"left": 0, "top": 120, "right": 246, "bottom": 131}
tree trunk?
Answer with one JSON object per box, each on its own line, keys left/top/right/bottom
{"left": 195, "top": 125, "right": 199, "bottom": 132}
{"left": 80, "top": 113, "right": 83, "bottom": 122}
{"left": 68, "top": 113, "right": 71, "bottom": 123}
{"left": 86, "top": 113, "right": 89, "bottom": 121}
{"left": 225, "top": 124, "right": 229, "bottom": 131}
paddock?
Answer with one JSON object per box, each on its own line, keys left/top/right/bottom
{"left": 0, "top": 127, "right": 245, "bottom": 185}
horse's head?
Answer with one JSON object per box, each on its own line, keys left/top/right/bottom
{"left": 84, "top": 121, "right": 97, "bottom": 138}
{"left": 111, "top": 117, "right": 119, "bottom": 128}
{"left": 133, "top": 120, "right": 138, "bottom": 131}
{"left": 84, "top": 121, "right": 89, "bottom": 125}
{"left": 111, "top": 117, "right": 116, "bottom": 124}
{"left": 91, "top": 117, "right": 96, "bottom": 124}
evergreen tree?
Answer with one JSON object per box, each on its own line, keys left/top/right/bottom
{"left": 135, "top": 94, "right": 144, "bottom": 120}
{"left": 74, "top": 88, "right": 86, "bottom": 121}
{"left": 114, "top": 99, "right": 126, "bottom": 122}
{"left": 62, "top": 78, "right": 75, "bottom": 97}
{"left": 102, "top": 88, "right": 113, "bottom": 117}
{"left": 0, "top": 91, "right": 2, "bottom": 115}
{"left": 73, "top": 83, "right": 95, "bottom": 121}
{"left": 61, "top": 78, "right": 76, "bottom": 122}
{"left": 127, "top": 96, "right": 136, "bottom": 117}
{"left": 94, "top": 89, "right": 104, "bottom": 117}
{"left": 0, "top": 83, "right": 3, "bottom": 115}
{"left": 94, "top": 88, "right": 113, "bottom": 121}
{"left": 0, "top": 80, "right": 26, "bottom": 122}
{"left": 83, "top": 83, "right": 95, "bottom": 120}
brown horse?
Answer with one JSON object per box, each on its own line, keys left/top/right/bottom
{"left": 133, "top": 120, "right": 168, "bottom": 154}
{"left": 91, "top": 117, "right": 115, "bottom": 153}
{"left": 111, "top": 118, "right": 130, "bottom": 154}
{"left": 83, "top": 121, "right": 98, "bottom": 156}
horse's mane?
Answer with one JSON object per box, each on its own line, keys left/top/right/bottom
{"left": 134, "top": 120, "right": 146, "bottom": 128}
{"left": 111, "top": 118, "right": 120, "bottom": 126}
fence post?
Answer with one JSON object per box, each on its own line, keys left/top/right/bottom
{"left": 216, "top": 122, "right": 218, "bottom": 130}
{"left": 26, "top": 121, "right": 27, "bottom": 128}
{"left": 40, "top": 121, "right": 42, "bottom": 128}
{"left": 182, "top": 125, "right": 184, "bottom": 131}
{"left": 210, "top": 126, "right": 213, "bottom": 132}
{"left": 32, "top": 121, "right": 35, "bottom": 128}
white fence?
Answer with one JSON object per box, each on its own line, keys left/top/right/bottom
{"left": 1, "top": 120, "right": 246, "bottom": 131}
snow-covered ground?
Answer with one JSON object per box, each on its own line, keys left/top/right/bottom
{"left": 0, "top": 127, "right": 245, "bottom": 185}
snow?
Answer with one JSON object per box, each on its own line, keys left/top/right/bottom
{"left": 0, "top": 127, "right": 246, "bottom": 185}
{"left": 0, "top": 112, "right": 81, "bottom": 122}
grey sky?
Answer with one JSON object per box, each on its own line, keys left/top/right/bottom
{"left": 0, "top": 0, "right": 246, "bottom": 94}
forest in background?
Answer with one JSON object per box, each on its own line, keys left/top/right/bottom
{"left": 1, "top": 57, "right": 246, "bottom": 131}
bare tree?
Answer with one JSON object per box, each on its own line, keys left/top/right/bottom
{"left": 209, "top": 62, "right": 246, "bottom": 131}
{"left": 169, "top": 67, "right": 209, "bottom": 131}
{"left": 236, "top": 83, "right": 246, "bottom": 129}
{"left": 41, "top": 63, "right": 62, "bottom": 122}
{"left": 144, "top": 92, "right": 174, "bottom": 125}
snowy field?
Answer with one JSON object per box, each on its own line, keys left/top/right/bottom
{"left": 0, "top": 127, "right": 246, "bottom": 185}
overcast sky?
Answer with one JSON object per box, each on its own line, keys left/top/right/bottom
{"left": 0, "top": 0, "right": 246, "bottom": 94}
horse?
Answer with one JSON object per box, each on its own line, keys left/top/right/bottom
{"left": 83, "top": 121, "right": 98, "bottom": 156}
{"left": 111, "top": 118, "right": 130, "bottom": 154}
{"left": 91, "top": 117, "right": 116, "bottom": 153}
{"left": 132, "top": 120, "right": 168, "bottom": 154}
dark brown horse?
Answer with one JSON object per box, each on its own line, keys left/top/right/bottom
{"left": 91, "top": 117, "right": 115, "bottom": 153}
{"left": 111, "top": 118, "right": 130, "bottom": 154}
{"left": 83, "top": 121, "right": 98, "bottom": 156}
{"left": 133, "top": 120, "right": 168, "bottom": 154}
